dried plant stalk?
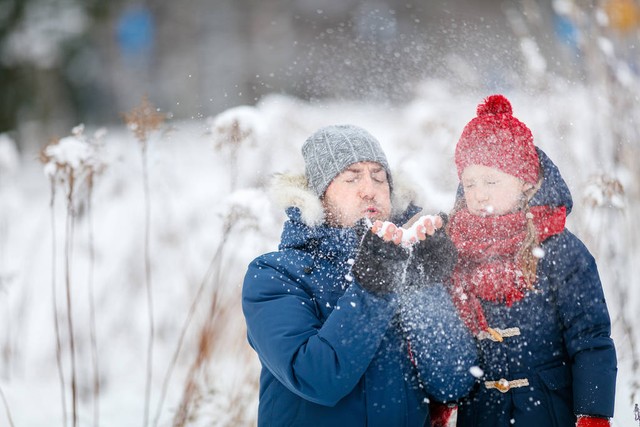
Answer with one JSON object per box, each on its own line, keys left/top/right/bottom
{"left": 171, "top": 293, "right": 225, "bottom": 427}
{"left": 152, "top": 222, "right": 234, "bottom": 427}
{"left": 47, "top": 181, "right": 68, "bottom": 427}
{"left": 170, "top": 207, "right": 258, "bottom": 427}
{"left": 41, "top": 126, "right": 105, "bottom": 427}
{"left": 123, "top": 97, "right": 166, "bottom": 427}
{"left": 0, "top": 383, "right": 15, "bottom": 427}
{"left": 582, "top": 176, "right": 639, "bottom": 403}
{"left": 86, "top": 173, "right": 101, "bottom": 427}
{"left": 63, "top": 175, "right": 79, "bottom": 427}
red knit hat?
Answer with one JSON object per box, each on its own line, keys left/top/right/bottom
{"left": 455, "top": 94, "right": 540, "bottom": 184}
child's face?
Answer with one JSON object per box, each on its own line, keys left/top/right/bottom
{"left": 461, "top": 164, "right": 531, "bottom": 216}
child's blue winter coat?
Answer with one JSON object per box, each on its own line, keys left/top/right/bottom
{"left": 456, "top": 149, "right": 617, "bottom": 427}
{"left": 242, "top": 176, "right": 477, "bottom": 427}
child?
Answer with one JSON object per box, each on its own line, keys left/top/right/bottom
{"left": 447, "top": 95, "right": 617, "bottom": 427}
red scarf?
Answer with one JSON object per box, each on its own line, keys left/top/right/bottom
{"left": 448, "top": 205, "right": 566, "bottom": 334}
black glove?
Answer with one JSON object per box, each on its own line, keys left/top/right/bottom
{"left": 351, "top": 222, "right": 410, "bottom": 295}
{"left": 405, "top": 216, "right": 458, "bottom": 287}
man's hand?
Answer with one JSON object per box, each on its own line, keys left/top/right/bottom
{"left": 370, "top": 220, "right": 404, "bottom": 245}
{"left": 365, "top": 215, "right": 455, "bottom": 288}
{"left": 371, "top": 214, "right": 442, "bottom": 246}
{"left": 351, "top": 222, "right": 410, "bottom": 295}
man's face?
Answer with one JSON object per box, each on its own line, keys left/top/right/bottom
{"left": 322, "top": 161, "right": 392, "bottom": 227}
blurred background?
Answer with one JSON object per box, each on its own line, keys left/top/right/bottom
{"left": 3, "top": 0, "right": 637, "bottom": 152}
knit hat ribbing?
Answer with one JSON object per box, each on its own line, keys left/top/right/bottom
{"left": 302, "top": 124, "right": 392, "bottom": 196}
{"left": 455, "top": 95, "right": 540, "bottom": 184}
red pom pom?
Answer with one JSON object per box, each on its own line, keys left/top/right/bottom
{"left": 477, "top": 94, "right": 512, "bottom": 117}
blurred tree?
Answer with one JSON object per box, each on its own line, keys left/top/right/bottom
{"left": 0, "top": 0, "right": 116, "bottom": 149}
{"left": 0, "top": 0, "right": 29, "bottom": 137}
{"left": 1, "top": 0, "right": 71, "bottom": 147}
{"left": 2, "top": 0, "right": 608, "bottom": 150}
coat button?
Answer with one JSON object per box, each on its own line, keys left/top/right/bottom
{"left": 496, "top": 378, "right": 510, "bottom": 393}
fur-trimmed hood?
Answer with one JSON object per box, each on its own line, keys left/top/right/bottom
{"left": 268, "top": 172, "right": 419, "bottom": 228}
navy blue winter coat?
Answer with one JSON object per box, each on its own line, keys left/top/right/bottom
{"left": 242, "top": 176, "right": 477, "bottom": 427}
{"left": 456, "top": 149, "right": 617, "bottom": 427}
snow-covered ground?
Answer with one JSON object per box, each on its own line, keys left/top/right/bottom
{"left": 1, "top": 81, "right": 638, "bottom": 426}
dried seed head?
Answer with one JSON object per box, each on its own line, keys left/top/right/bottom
{"left": 583, "top": 174, "right": 625, "bottom": 209}
{"left": 209, "top": 105, "right": 260, "bottom": 151}
{"left": 122, "top": 96, "right": 166, "bottom": 144}
{"left": 40, "top": 124, "right": 107, "bottom": 196}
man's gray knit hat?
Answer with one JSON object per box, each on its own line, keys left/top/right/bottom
{"left": 302, "top": 124, "right": 392, "bottom": 196}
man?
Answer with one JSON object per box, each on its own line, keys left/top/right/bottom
{"left": 242, "top": 124, "right": 476, "bottom": 427}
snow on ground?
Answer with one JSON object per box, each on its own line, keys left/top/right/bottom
{"left": 0, "top": 81, "right": 638, "bottom": 426}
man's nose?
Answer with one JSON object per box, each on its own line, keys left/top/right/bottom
{"left": 358, "top": 177, "right": 376, "bottom": 199}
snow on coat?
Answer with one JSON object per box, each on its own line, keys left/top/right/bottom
{"left": 242, "top": 173, "right": 477, "bottom": 427}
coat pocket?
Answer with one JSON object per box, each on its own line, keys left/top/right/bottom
{"left": 537, "top": 364, "right": 574, "bottom": 426}
{"left": 538, "top": 364, "right": 571, "bottom": 390}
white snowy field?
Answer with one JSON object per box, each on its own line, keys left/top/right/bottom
{"left": 0, "top": 81, "right": 639, "bottom": 426}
